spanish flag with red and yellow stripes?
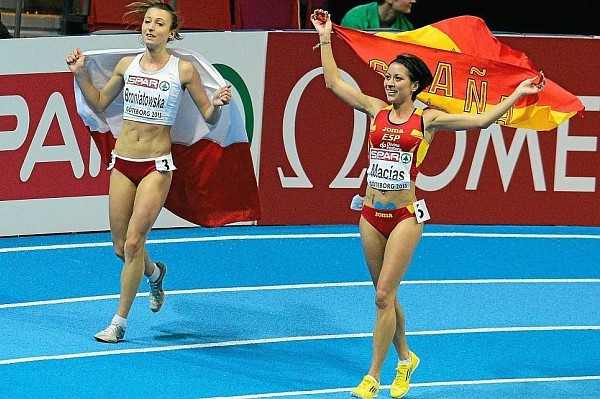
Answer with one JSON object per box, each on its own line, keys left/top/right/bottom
{"left": 333, "top": 16, "right": 584, "bottom": 131}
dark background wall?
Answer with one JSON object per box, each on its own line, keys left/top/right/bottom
{"left": 327, "top": 0, "right": 597, "bottom": 36}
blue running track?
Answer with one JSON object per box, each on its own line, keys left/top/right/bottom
{"left": 1, "top": 224, "right": 599, "bottom": 398}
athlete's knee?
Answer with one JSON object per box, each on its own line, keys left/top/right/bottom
{"left": 123, "top": 235, "right": 145, "bottom": 260}
{"left": 374, "top": 287, "right": 396, "bottom": 310}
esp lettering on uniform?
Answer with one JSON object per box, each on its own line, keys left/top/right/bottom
{"left": 382, "top": 133, "right": 401, "bottom": 141}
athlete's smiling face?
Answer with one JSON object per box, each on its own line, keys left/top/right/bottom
{"left": 384, "top": 62, "right": 418, "bottom": 103}
{"left": 141, "top": 7, "right": 174, "bottom": 47}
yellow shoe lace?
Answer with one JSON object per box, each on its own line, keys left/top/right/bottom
{"left": 391, "top": 358, "right": 416, "bottom": 398}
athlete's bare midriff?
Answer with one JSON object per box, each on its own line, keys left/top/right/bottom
{"left": 114, "top": 120, "right": 172, "bottom": 158}
{"left": 363, "top": 183, "right": 417, "bottom": 210}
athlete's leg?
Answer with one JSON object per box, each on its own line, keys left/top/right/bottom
{"left": 359, "top": 215, "right": 387, "bottom": 382}
{"left": 384, "top": 218, "right": 422, "bottom": 361}
{"left": 109, "top": 169, "right": 135, "bottom": 263}
{"left": 112, "top": 170, "right": 172, "bottom": 319}
{"left": 359, "top": 215, "right": 422, "bottom": 381}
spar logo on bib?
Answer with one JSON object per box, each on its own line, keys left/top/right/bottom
{"left": 401, "top": 153, "right": 411, "bottom": 164}
{"left": 127, "top": 75, "right": 159, "bottom": 89}
{"left": 159, "top": 81, "right": 170, "bottom": 91}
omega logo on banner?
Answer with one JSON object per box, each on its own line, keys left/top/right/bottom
{"left": 277, "top": 68, "right": 368, "bottom": 189}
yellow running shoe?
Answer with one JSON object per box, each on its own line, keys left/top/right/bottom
{"left": 350, "top": 375, "right": 379, "bottom": 399}
{"left": 390, "top": 351, "right": 420, "bottom": 398}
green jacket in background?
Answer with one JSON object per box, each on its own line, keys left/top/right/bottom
{"left": 341, "top": 2, "right": 414, "bottom": 31}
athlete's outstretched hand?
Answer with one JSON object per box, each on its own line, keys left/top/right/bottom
{"left": 517, "top": 72, "right": 546, "bottom": 96}
{"left": 213, "top": 85, "right": 232, "bottom": 106}
{"left": 65, "top": 48, "right": 85, "bottom": 73}
{"left": 310, "top": 9, "right": 332, "bottom": 34}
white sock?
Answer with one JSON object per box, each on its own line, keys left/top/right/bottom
{"left": 147, "top": 263, "right": 160, "bottom": 283}
{"left": 111, "top": 314, "right": 127, "bottom": 329}
{"left": 398, "top": 355, "right": 411, "bottom": 365}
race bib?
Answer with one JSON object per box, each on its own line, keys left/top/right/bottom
{"left": 413, "top": 199, "right": 431, "bottom": 223}
{"left": 367, "top": 148, "right": 412, "bottom": 191}
{"left": 123, "top": 75, "right": 170, "bottom": 121}
{"left": 155, "top": 153, "right": 175, "bottom": 172}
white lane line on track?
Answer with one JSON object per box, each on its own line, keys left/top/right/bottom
{"left": 2, "top": 279, "right": 599, "bottom": 309}
{"left": 1, "top": 326, "right": 598, "bottom": 365}
{"left": 196, "top": 375, "right": 600, "bottom": 398}
{"left": 1, "top": 231, "right": 599, "bottom": 253}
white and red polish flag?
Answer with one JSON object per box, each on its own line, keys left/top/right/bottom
{"left": 74, "top": 48, "right": 261, "bottom": 227}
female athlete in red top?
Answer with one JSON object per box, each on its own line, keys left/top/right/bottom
{"left": 311, "top": 9, "right": 545, "bottom": 399}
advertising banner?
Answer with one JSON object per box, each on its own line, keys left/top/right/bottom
{"left": 257, "top": 33, "right": 599, "bottom": 226}
{"left": 0, "top": 31, "right": 598, "bottom": 236}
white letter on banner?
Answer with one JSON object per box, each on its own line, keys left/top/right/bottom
{"left": 554, "top": 123, "right": 597, "bottom": 192}
{"left": 554, "top": 96, "right": 598, "bottom": 192}
{"left": 21, "top": 92, "right": 84, "bottom": 181}
{"left": 279, "top": 67, "right": 367, "bottom": 188}
{"left": 416, "top": 130, "right": 467, "bottom": 191}
{"left": 89, "top": 135, "right": 102, "bottom": 177}
{"left": 328, "top": 69, "right": 367, "bottom": 189}
{"left": 466, "top": 126, "right": 546, "bottom": 192}
{"left": 0, "top": 95, "right": 29, "bottom": 151}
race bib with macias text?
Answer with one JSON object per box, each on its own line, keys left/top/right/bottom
{"left": 367, "top": 148, "right": 412, "bottom": 191}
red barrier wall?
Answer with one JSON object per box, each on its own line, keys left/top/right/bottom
{"left": 0, "top": 72, "right": 108, "bottom": 201}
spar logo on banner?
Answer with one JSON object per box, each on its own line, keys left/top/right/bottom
{"left": 258, "top": 33, "right": 599, "bottom": 226}
{"left": 0, "top": 72, "right": 107, "bottom": 201}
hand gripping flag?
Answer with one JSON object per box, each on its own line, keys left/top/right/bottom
{"left": 74, "top": 48, "right": 261, "bottom": 227}
{"left": 332, "top": 16, "right": 584, "bottom": 131}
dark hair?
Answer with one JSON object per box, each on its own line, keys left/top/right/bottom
{"left": 390, "top": 54, "right": 433, "bottom": 101}
{"left": 124, "top": 1, "right": 182, "bottom": 41}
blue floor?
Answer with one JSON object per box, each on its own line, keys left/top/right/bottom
{"left": 1, "top": 224, "right": 599, "bottom": 398}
